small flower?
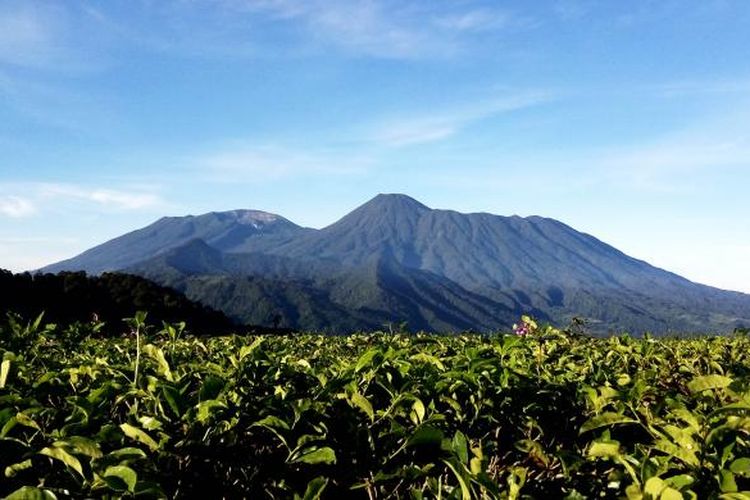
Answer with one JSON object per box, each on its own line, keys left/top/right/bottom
{"left": 513, "top": 315, "right": 538, "bottom": 336}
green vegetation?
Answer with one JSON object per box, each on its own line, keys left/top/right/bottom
{"left": 0, "top": 269, "right": 240, "bottom": 335}
{"left": 2, "top": 314, "right": 750, "bottom": 498}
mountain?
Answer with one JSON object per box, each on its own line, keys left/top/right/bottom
{"left": 42, "top": 210, "right": 306, "bottom": 275}
{"left": 40, "top": 194, "right": 750, "bottom": 334}
{"left": 127, "top": 239, "right": 518, "bottom": 332}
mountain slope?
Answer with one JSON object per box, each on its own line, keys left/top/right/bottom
{"left": 129, "top": 239, "right": 519, "bottom": 332}
{"left": 260, "top": 194, "right": 750, "bottom": 332}
{"left": 41, "top": 210, "right": 306, "bottom": 274}
{"left": 39, "top": 194, "right": 750, "bottom": 334}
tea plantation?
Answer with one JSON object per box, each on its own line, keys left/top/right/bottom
{"left": 2, "top": 313, "right": 750, "bottom": 498}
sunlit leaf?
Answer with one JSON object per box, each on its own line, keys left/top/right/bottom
{"left": 580, "top": 412, "right": 638, "bottom": 434}
{"left": 688, "top": 375, "right": 732, "bottom": 394}
{"left": 119, "top": 423, "right": 159, "bottom": 451}
{"left": 350, "top": 392, "right": 374, "bottom": 421}
{"left": 291, "top": 447, "right": 337, "bottom": 465}
{"left": 5, "top": 486, "right": 57, "bottom": 500}
{"left": 103, "top": 465, "right": 138, "bottom": 492}
{"left": 40, "top": 446, "right": 84, "bottom": 477}
{"left": 301, "top": 476, "right": 328, "bottom": 500}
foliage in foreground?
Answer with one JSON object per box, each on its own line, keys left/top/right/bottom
{"left": 2, "top": 314, "right": 750, "bottom": 499}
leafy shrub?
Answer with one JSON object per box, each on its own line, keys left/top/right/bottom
{"left": 1, "top": 315, "right": 750, "bottom": 498}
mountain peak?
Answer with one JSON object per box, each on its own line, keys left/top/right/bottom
{"left": 365, "top": 193, "right": 430, "bottom": 211}
{"left": 222, "top": 209, "right": 285, "bottom": 226}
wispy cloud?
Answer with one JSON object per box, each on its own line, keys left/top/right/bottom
{"left": 371, "top": 90, "right": 554, "bottom": 147}
{"left": 594, "top": 103, "right": 750, "bottom": 191}
{"left": 0, "top": 182, "right": 167, "bottom": 214}
{"left": 0, "top": 2, "right": 102, "bottom": 72}
{"left": 37, "top": 184, "right": 165, "bottom": 211}
{"left": 0, "top": 196, "right": 36, "bottom": 218}
{"left": 601, "top": 141, "right": 750, "bottom": 191}
{"left": 433, "top": 8, "right": 513, "bottom": 33}
{"left": 216, "top": 0, "right": 449, "bottom": 59}
{"left": 0, "top": 2, "right": 64, "bottom": 69}
{"left": 195, "top": 143, "right": 372, "bottom": 182}
{"left": 649, "top": 78, "right": 750, "bottom": 98}
{"left": 133, "top": 0, "right": 531, "bottom": 60}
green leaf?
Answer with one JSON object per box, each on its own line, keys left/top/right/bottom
{"left": 5, "top": 458, "right": 33, "bottom": 477}
{"left": 411, "top": 353, "right": 445, "bottom": 371}
{"left": 721, "top": 470, "right": 739, "bottom": 493}
{"left": 355, "top": 348, "right": 380, "bottom": 372}
{"left": 301, "top": 476, "right": 328, "bottom": 500}
{"left": 408, "top": 427, "right": 444, "bottom": 448}
{"left": 15, "top": 412, "right": 41, "bottom": 431}
{"left": 54, "top": 436, "right": 103, "bottom": 458}
{"left": 411, "top": 398, "right": 426, "bottom": 424}
{"left": 625, "top": 484, "right": 643, "bottom": 500}
{"left": 616, "top": 374, "right": 632, "bottom": 386}
{"left": 654, "top": 440, "right": 700, "bottom": 467}
{"left": 291, "top": 446, "right": 337, "bottom": 465}
{"left": 688, "top": 374, "right": 732, "bottom": 394}
{"left": 40, "top": 446, "right": 84, "bottom": 477}
{"left": 138, "top": 416, "right": 162, "bottom": 431}
{"left": 731, "top": 458, "right": 750, "bottom": 476}
{"left": 120, "top": 423, "right": 159, "bottom": 451}
{"left": 350, "top": 392, "right": 374, "bottom": 421}
{"left": 645, "top": 477, "right": 666, "bottom": 497}
{"left": 5, "top": 486, "right": 57, "bottom": 500}
{"left": 665, "top": 474, "right": 695, "bottom": 489}
{"left": 580, "top": 412, "right": 638, "bottom": 434}
{"left": 452, "top": 431, "right": 469, "bottom": 465}
{"left": 103, "top": 465, "right": 138, "bottom": 492}
{"left": 253, "top": 415, "right": 290, "bottom": 430}
{"left": 0, "top": 358, "right": 10, "bottom": 389}
{"left": 107, "top": 447, "right": 147, "bottom": 462}
{"left": 143, "top": 344, "right": 173, "bottom": 381}
{"left": 443, "top": 459, "right": 471, "bottom": 500}
{"left": 661, "top": 487, "right": 684, "bottom": 500}
{"left": 195, "top": 399, "right": 227, "bottom": 424}
{"left": 239, "top": 337, "right": 264, "bottom": 361}
{"left": 199, "top": 375, "right": 225, "bottom": 401}
{"left": 252, "top": 416, "right": 289, "bottom": 448}
{"left": 587, "top": 441, "right": 621, "bottom": 459}
{"left": 161, "top": 385, "right": 184, "bottom": 417}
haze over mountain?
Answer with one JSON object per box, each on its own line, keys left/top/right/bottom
{"left": 41, "top": 194, "right": 750, "bottom": 334}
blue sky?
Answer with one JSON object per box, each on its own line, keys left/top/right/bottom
{"left": 1, "top": 0, "right": 749, "bottom": 292}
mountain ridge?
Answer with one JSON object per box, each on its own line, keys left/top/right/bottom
{"left": 40, "top": 193, "right": 750, "bottom": 334}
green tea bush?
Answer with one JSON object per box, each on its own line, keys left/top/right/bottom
{"left": 2, "top": 314, "right": 749, "bottom": 498}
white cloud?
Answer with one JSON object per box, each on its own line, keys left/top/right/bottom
{"left": 260, "top": 0, "right": 443, "bottom": 59}
{"left": 595, "top": 110, "right": 750, "bottom": 191}
{"left": 434, "top": 9, "right": 511, "bottom": 32}
{"left": 0, "top": 182, "right": 166, "bottom": 214}
{"left": 196, "top": 144, "right": 372, "bottom": 182}
{"left": 372, "top": 91, "right": 553, "bottom": 147}
{"left": 37, "top": 184, "right": 165, "bottom": 211}
{"left": 0, "top": 2, "right": 98, "bottom": 71}
{"left": 210, "top": 1, "right": 527, "bottom": 59}
{"left": 0, "top": 196, "right": 36, "bottom": 218}
{"left": 0, "top": 3, "right": 60, "bottom": 68}
{"left": 374, "top": 122, "right": 456, "bottom": 148}
{"left": 601, "top": 143, "right": 749, "bottom": 190}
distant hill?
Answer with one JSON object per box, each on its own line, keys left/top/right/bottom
{"left": 0, "top": 269, "right": 239, "bottom": 334}
{"left": 42, "top": 210, "right": 307, "bottom": 275}
{"left": 40, "top": 194, "right": 750, "bottom": 334}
